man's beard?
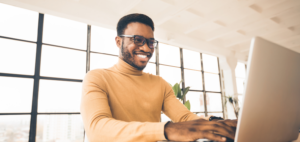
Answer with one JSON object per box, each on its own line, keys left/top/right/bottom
{"left": 121, "top": 42, "right": 147, "bottom": 71}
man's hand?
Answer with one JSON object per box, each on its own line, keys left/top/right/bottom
{"left": 164, "top": 119, "right": 237, "bottom": 142}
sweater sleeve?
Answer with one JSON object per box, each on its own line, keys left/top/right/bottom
{"left": 161, "top": 78, "right": 208, "bottom": 122}
{"left": 80, "top": 70, "right": 167, "bottom": 142}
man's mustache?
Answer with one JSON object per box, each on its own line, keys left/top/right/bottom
{"left": 133, "top": 51, "right": 152, "bottom": 56}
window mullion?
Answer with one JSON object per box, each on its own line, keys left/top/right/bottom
{"left": 217, "top": 57, "right": 225, "bottom": 118}
{"left": 29, "top": 13, "right": 44, "bottom": 142}
{"left": 180, "top": 48, "right": 186, "bottom": 104}
{"left": 200, "top": 53, "right": 208, "bottom": 117}
{"left": 156, "top": 44, "right": 159, "bottom": 76}
{"left": 86, "top": 25, "right": 91, "bottom": 73}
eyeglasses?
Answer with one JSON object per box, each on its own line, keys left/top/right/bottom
{"left": 119, "top": 35, "right": 158, "bottom": 49}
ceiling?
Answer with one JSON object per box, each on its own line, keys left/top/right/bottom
{"left": 1, "top": 0, "right": 300, "bottom": 62}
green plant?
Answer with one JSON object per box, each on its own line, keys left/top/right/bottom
{"left": 170, "top": 81, "right": 191, "bottom": 110}
{"left": 225, "top": 95, "right": 239, "bottom": 119}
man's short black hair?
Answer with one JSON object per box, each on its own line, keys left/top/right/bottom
{"left": 117, "top": 13, "right": 154, "bottom": 36}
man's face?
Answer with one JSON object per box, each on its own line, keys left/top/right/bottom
{"left": 116, "top": 22, "right": 154, "bottom": 70}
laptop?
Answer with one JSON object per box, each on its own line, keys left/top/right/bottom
{"left": 233, "top": 37, "right": 300, "bottom": 142}
{"left": 195, "top": 37, "right": 300, "bottom": 142}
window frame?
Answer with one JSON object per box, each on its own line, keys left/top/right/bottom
{"left": 0, "top": 12, "right": 225, "bottom": 142}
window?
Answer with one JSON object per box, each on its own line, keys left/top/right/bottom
{"left": 0, "top": 38, "right": 36, "bottom": 75}
{"left": 36, "top": 115, "right": 84, "bottom": 142}
{"left": 143, "top": 63, "right": 156, "bottom": 75}
{"left": 0, "top": 115, "right": 31, "bottom": 141}
{"left": 159, "top": 43, "right": 180, "bottom": 67}
{"left": 159, "top": 48, "right": 224, "bottom": 121}
{"left": 90, "top": 53, "right": 118, "bottom": 70}
{"left": 0, "top": 3, "right": 38, "bottom": 41}
{"left": 184, "top": 69, "right": 203, "bottom": 90}
{"left": 91, "top": 26, "right": 118, "bottom": 55}
{"left": 38, "top": 80, "right": 82, "bottom": 113}
{"left": 40, "top": 45, "right": 86, "bottom": 79}
{"left": 0, "top": 4, "right": 225, "bottom": 141}
{"left": 43, "top": 14, "right": 87, "bottom": 50}
{"left": 185, "top": 51, "right": 223, "bottom": 117}
{"left": 0, "top": 5, "right": 88, "bottom": 141}
{"left": 159, "top": 65, "right": 181, "bottom": 85}
{"left": 186, "top": 92, "right": 205, "bottom": 112}
{"left": 235, "top": 62, "right": 246, "bottom": 108}
{"left": 0, "top": 76, "right": 34, "bottom": 113}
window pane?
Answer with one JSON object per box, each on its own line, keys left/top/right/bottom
{"left": 143, "top": 63, "right": 156, "bottom": 75}
{"left": 38, "top": 80, "right": 82, "bottom": 112}
{"left": 206, "top": 93, "right": 223, "bottom": 111}
{"left": 202, "top": 54, "right": 219, "bottom": 73}
{"left": 235, "top": 62, "right": 246, "bottom": 78}
{"left": 91, "top": 26, "right": 118, "bottom": 55}
{"left": 186, "top": 92, "right": 205, "bottom": 112}
{"left": 0, "top": 38, "right": 36, "bottom": 75}
{"left": 36, "top": 115, "right": 84, "bottom": 142}
{"left": 40, "top": 45, "right": 86, "bottom": 79}
{"left": 0, "top": 77, "right": 33, "bottom": 113}
{"left": 0, "top": 115, "right": 31, "bottom": 142}
{"left": 159, "top": 65, "right": 181, "bottom": 86}
{"left": 207, "top": 113, "right": 223, "bottom": 118}
{"left": 184, "top": 69, "right": 202, "bottom": 90}
{"left": 204, "top": 73, "right": 221, "bottom": 92}
{"left": 0, "top": 3, "right": 38, "bottom": 41}
{"left": 236, "top": 78, "right": 245, "bottom": 94}
{"left": 159, "top": 43, "right": 180, "bottom": 67}
{"left": 183, "top": 49, "right": 201, "bottom": 70}
{"left": 90, "top": 53, "right": 118, "bottom": 70}
{"left": 43, "top": 14, "right": 87, "bottom": 49}
{"left": 149, "top": 50, "right": 156, "bottom": 63}
{"left": 238, "top": 95, "right": 244, "bottom": 108}
{"left": 161, "top": 113, "right": 171, "bottom": 122}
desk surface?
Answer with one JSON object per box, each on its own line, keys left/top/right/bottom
{"left": 158, "top": 133, "right": 300, "bottom": 142}
{"left": 158, "top": 139, "right": 232, "bottom": 142}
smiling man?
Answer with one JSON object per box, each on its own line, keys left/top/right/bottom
{"left": 80, "top": 13, "right": 237, "bottom": 142}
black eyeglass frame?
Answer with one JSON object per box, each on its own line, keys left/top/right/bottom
{"left": 119, "top": 35, "right": 159, "bottom": 49}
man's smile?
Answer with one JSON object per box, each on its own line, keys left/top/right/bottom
{"left": 133, "top": 52, "right": 151, "bottom": 62}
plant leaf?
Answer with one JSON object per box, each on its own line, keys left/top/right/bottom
{"left": 184, "top": 100, "right": 191, "bottom": 110}
{"left": 182, "top": 86, "right": 190, "bottom": 99}
{"left": 228, "top": 96, "right": 233, "bottom": 104}
{"left": 176, "top": 84, "right": 182, "bottom": 99}
{"left": 172, "top": 83, "right": 179, "bottom": 97}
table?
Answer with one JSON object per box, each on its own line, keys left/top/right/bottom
{"left": 158, "top": 133, "right": 300, "bottom": 142}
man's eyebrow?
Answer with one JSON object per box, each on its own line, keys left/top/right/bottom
{"left": 135, "top": 35, "right": 155, "bottom": 39}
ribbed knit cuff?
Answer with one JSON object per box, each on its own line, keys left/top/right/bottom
{"left": 164, "top": 121, "right": 171, "bottom": 140}
{"left": 152, "top": 122, "right": 168, "bottom": 141}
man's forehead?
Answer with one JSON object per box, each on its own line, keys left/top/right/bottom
{"left": 124, "top": 22, "right": 154, "bottom": 37}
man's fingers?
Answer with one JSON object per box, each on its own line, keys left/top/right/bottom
{"left": 173, "top": 119, "right": 237, "bottom": 140}
{"left": 200, "top": 131, "right": 227, "bottom": 142}
{"left": 192, "top": 123, "right": 235, "bottom": 140}
{"left": 208, "top": 124, "right": 235, "bottom": 140}
{"left": 218, "top": 120, "right": 238, "bottom": 127}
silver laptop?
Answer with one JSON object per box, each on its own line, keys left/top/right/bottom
{"left": 195, "top": 37, "right": 300, "bottom": 142}
{"left": 234, "top": 37, "right": 300, "bottom": 142}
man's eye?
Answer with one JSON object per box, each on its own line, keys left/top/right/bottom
{"left": 135, "top": 38, "right": 143, "bottom": 42}
{"left": 149, "top": 40, "right": 154, "bottom": 44}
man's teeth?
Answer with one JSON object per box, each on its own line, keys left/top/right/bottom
{"left": 137, "top": 54, "right": 147, "bottom": 58}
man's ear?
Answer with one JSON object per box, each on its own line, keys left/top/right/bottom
{"left": 115, "top": 36, "right": 122, "bottom": 49}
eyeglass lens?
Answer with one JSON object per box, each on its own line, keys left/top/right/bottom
{"left": 134, "top": 36, "right": 157, "bottom": 49}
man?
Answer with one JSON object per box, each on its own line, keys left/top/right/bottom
{"left": 80, "top": 13, "right": 237, "bottom": 142}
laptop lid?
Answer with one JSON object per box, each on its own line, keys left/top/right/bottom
{"left": 235, "top": 37, "right": 300, "bottom": 142}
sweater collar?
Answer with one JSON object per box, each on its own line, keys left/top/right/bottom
{"left": 115, "top": 58, "right": 143, "bottom": 76}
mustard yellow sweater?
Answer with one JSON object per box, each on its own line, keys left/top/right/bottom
{"left": 80, "top": 58, "right": 200, "bottom": 142}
